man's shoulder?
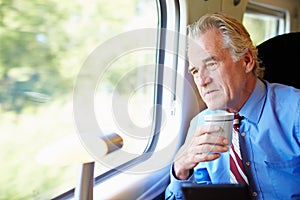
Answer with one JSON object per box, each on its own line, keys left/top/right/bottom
{"left": 266, "top": 82, "right": 300, "bottom": 101}
{"left": 265, "top": 82, "right": 300, "bottom": 119}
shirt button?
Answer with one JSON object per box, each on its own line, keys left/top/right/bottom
{"left": 246, "top": 161, "right": 250, "bottom": 166}
{"left": 252, "top": 192, "right": 258, "bottom": 197}
{"left": 241, "top": 132, "right": 245, "bottom": 137}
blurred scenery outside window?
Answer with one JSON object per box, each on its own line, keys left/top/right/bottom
{"left": 0, "top": 0, "right": 157, "bottom": 199}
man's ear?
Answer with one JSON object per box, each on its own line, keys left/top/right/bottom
{"left": 243, "top": 49, "right": 255, "bottom": 73}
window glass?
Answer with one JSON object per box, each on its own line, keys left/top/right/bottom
{"left": 243, "top": 8, "right": 286, "bottom": 45}
{"left": 0, "top": 0, "right": 157, "bottom": 199}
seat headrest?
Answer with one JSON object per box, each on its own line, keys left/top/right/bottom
{"left": 257, "top": 32, "right": 300, "bottom": 88}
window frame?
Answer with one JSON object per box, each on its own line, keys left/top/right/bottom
{"left": 52, "top": 0, "right": 168, "bottom": 199}
{"left": 244, "top": 1, "right": 289, "bottom": 42}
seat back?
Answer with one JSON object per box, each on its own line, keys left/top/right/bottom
{"left": 257, "top": 32, "right": 300, "bottom": 89}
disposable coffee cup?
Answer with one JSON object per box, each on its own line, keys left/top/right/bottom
{"left": 203, "top": 113, "right": 234, "bottom": 146}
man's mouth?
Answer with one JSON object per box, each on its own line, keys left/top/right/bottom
{"left": 203, "top": 89, "right": 218, "bottom": 99}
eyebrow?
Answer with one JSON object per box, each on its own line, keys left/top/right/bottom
{"left": 203, "top": 56, "right": 217, "bottom": 63}
{"left": 188, "top": 56, "right": 217, "bottom": 73}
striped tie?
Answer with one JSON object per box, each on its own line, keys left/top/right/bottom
{"left": 230, "top": 113, "right": 248, "bottom": 184}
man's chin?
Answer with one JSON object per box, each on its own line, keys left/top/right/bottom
{"left": 206, "top": 103, "right": 225, "bottom": 111}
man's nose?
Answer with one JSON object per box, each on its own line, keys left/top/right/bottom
{"left": 195, "top": 69, "right": 210, "bottom": 86}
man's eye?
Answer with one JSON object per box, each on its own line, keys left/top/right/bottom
{"left": 205, "top": 62, "right": 218, "bottom": 71}
{"left": 191, "top": 68, "right": 199, "bottom": 75}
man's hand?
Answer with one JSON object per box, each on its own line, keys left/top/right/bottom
{"left": 173, "top": 124, "right": 229, "bottom": 180}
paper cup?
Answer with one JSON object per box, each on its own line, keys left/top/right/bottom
{"left": 203, "top": 113, "right": 234, "bottom": 146}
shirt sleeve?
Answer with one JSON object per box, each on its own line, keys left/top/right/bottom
{"left": 164, "top": 113, "right": 204, "bottom": 199}
{"left": 164, "top": 164, "right": 195, "bottom": 200}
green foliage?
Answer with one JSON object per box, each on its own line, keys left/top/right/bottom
{"left": 0, "top": 0, "right": 152, "bottom": 198}
{"left": 0, "top": 0, "right": 72, "bottom": 113}
{"left": 0, "top": 0, "right": 141, "bottom": 113}
{"left": 0, "top": 103, "right": 78, "bottom": 199}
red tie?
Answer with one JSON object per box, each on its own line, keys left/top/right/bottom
{"left": 230, "top": 113, "right": 248, "bottom": 184}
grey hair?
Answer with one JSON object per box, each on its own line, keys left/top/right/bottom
{"left": 187, "top": 12, "right": 265, "bottom": 79}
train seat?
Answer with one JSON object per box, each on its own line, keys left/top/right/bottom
{"left": 257, "top": 32, "right": 300, "bottom": 89}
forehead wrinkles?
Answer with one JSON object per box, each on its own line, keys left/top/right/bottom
{"left": 187, "top": 35, "right": 227, "bottom": 67}
{"left": 188, "top": 40, "right": 205, "bottom": 65}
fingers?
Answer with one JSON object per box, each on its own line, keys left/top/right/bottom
{"left": 173, "top": 124, "right": 231, "bottom": 180}
{"left": 188, "top": 140, "right": 228, "bottom": 164}
{"left": 194, "top": 124, "right": 221, "bottom": 136}
{"left": 193, "top": 142, "right": 229, "bottom": 154}
{"left": 174, "top": 149, "right": 222, "bottom": 180}
{"left": 194, "top": 152, "right": 221, "bottom": 162}
{"left": 194, "top": 132, "right": 229, "bottom": 146}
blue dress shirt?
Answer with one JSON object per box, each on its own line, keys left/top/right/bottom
{"left": 165, "top": 79, "right": 300, "bottom": 200}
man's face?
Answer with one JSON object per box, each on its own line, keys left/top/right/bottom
{"left": 188, "top": 29, "right": 247, "bottom": 111}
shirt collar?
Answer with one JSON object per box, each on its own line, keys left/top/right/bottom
{"left": 239, "top": 78, "right": 266, "bottom": 124}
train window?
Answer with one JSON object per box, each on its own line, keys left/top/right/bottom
{"left": 243, "top": 2, "right": 288, "bottom": 45}
{"left": 0, "top": 0, "right": 158, "bottom": 199}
